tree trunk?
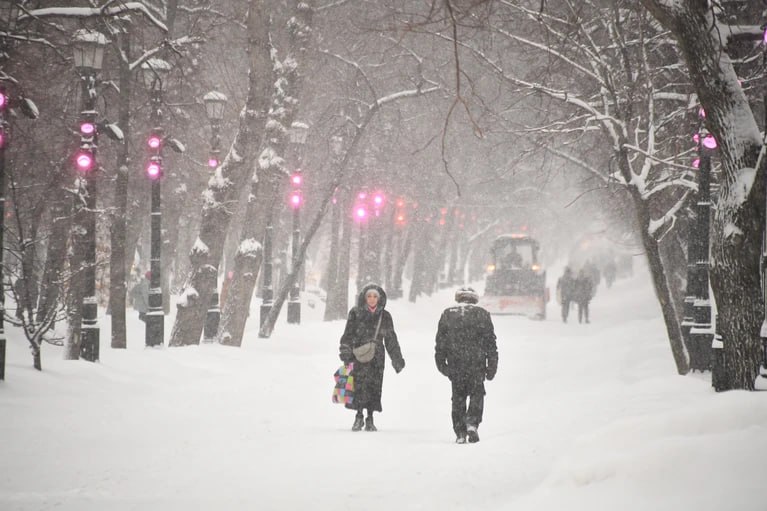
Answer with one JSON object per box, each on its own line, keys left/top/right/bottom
{"left": 631, "top": 187, "right": 689, "bottom": 375}
{"left": 333, "top": 191, "right": 353, "bottom": 318}
{"left": 169, "top": 0, "right": 272, "bottom": 347}
{"left": 109, "top": 28, "right": 132, "bottom": 349}
{"left": 641, "top": 0, "right": 764, "bottom": 387}
{"left": 392, "top": 222, "right": 413, "bottom": 300}
{"left": 709, "top": 180, "right": 764, "bottom": 389}
{"left": 323, "top": 195, "right": 341, "bottom": 321}
{"left": 37, "top": 188, "right": 72, "bottom": 325}
{"left": 259, "top": 182, "right": 334, "bottom": 337}
{"left": 216, "top": 175, "right": 272, "bottom": 346}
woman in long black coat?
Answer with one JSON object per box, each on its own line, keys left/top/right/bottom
{"left": 339, "top": 284, "right": 405, "bottom": 431}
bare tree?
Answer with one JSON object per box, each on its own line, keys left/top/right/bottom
{"left": 640, "top": 0, "right": 766, "bottom": 389}
{"left": 169, "top": 0, "right": 273, "bottom": 347}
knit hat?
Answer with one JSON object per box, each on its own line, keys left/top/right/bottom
{"left": 455, "top": 287, "right": 479, "bottom": 304}
{"left": 365, "top": 288, "right": 380, "bottom": 298}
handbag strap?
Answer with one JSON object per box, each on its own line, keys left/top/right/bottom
{"left": 372, "top": 311, "right": 384, "bottom": 342}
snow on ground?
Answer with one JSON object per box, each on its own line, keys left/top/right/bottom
{"left": 1, "top": 265, "right": 766, "bottom": 511}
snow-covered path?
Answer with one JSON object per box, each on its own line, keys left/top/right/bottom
{"left": 2, "top": 267, "right": 766, "bottom": 510}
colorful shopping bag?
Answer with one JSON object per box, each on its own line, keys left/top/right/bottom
{"left": 332, "top": 363, "right": 354, "bottom": 405}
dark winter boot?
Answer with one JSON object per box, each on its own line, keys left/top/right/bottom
{"left": 352, "top": 414, "right": 364, "bottom": 432}
{"left": 466, "top": 425, "right": 480, "bottom": 444}
{"left": 365, "top": 416, "right": 377, "bottom": 432}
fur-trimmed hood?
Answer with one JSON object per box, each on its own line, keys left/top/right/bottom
{"left": 356, "top": 283, "right": 387, "bottom": 310}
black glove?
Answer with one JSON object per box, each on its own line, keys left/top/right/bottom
{"left": 485, "top": 366, "right": 496, "bottom": 381}
{"left": 393, "top": 358, "right": 405, "bottom": 374}
{"left": 438, "top": 364, "right": 450, "bottom": 378}
{"left": 339, "top": 345, "right": 353, "bottom": 364}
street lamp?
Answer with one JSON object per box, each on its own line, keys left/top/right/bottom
{"left": 202, "top": 90, "right": 227, "bottom": 341}
{"left": 683, "top": 120, "right": 715, "bottom": 372}
{"left": 72, "top": 28, "right": 106, "bottom": 362}
{"left": 203, "top": 90, "right": 227, "bottom": 169}
{"left": 141, "top": 57, "right": 171, "bottom": 348}
{"left": 0, "top": 1, "right": 16, "bottom": 378}
{"left": 287, "top": 122, "right": 308, "bottom": 324}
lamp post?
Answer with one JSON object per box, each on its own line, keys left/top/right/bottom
{"left": 72, "top": 28, "right": 106, "bottom": 362}
{"left": 287, "top": 122, "right": 308, "bottom": 324}
{"left": 761, "top": 41, "right": 767, "bottom": 385}
{"left": 684, "top": 119, "right": 715, "bottom": 372}
{"left": 259, "top": 207, "right": 275, "bottom": 332}
{"left": 202, "top": 90, "right": 227, "bottom": 341}
{"left": 323, "top": 136, "right": 344, "bottom": 321}
{"left": 141, "top": 58, "right": 171, "bottom": 348}
{"left": 0, "top": 83, "right": 6, "bottom": 378}
{"left": 0, "top": 1, "right": 19, "bottom": 379}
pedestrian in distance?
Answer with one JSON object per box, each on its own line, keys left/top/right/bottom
{"left": 130, "top": 271, "right": 150, "bottom": 322}
{"left": 339, "top": 283, "right": 405, "bottom": 432}
{"left": 574, "top": 268, "right": 594, "bottom": 324}
{"left": 435, "top": 287, "right": 498, "bottom": 444}
{"left": 556, "top": 266, "right": 575, "bottom": 323}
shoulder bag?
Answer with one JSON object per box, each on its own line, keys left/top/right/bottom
{"left": 352, "top": 313, "right": 383, "bottom": 363}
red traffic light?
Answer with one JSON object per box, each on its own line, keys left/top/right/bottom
{"left": 75, "top": 151, "right": 94, "bottom": 171}
{"left": 146, "top": 161, "right": 161, "bottom": 179}
{"left": 373, "top": 193, "right": 384, "bottom": 207}
{"left": 291, "top": 173, "right": 302, "bottom": 186}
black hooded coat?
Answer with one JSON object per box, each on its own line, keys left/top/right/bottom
{"left": 339, "top": 284, "right": 405, "bottom": 412}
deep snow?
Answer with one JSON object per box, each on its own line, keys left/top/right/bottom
{"left": 1, "top": 265, "right": 766, "bottom": 511}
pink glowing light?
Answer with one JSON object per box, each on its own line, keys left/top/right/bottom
{"left": 373, "top": 194, "right": 384, "bottom": 206}
{"left": 692, "top": 158, "right": 700, "bottom": 169}
{"left": 702, "top": 134, "right": 717, "bottom": 150}
{"left": 76, "top": 152, "right": 93, "bottom": 171}
{"left": 147, "top": 135, "right": 162, "bottom": 150}
{"left": 698, "top": 108, "right": 705, "bottom": 119}
{"left": 692, "top": 133, "right": 700, "bottom": 144}
{"left": 290, "top": 192, "right": 302, "bottom": 208}
{"left": 146, "top": 162, "right": 161, "bottom": 178}
{"left": 358, "top": 192, "right": 367, "bottom": 200}
{"left": 208, "top": 158, "right": 219, "bottom": 168}
{"left": 291, "top": 174, "right": 302, "bottom": 186}
{"left": 763, "top": 27, "right": 767, "bottom": 45}
{"left": 0, "top": 93, "right": 6, "bottom": 108}
{"left": 356, "top": 207, "right": 367, "bottom": 219}
{"left": 80, "top": 122, "right": 96, "bottom": 136}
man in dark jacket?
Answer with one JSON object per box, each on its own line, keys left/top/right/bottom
{"left": 435, "top": 287, "right": 498, "bottom": 444}
{"left": 556, "top": 266, "right": 575, "bottom": 323}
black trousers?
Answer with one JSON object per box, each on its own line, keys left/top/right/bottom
{"left": 577, "top": 301, "right": 589, "bottom": 323}
{"left": 561, "top": 299, "right": 571, "bottom": 322}
{"left": 450, "top": 375, "right": 485, "bottom": 436}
